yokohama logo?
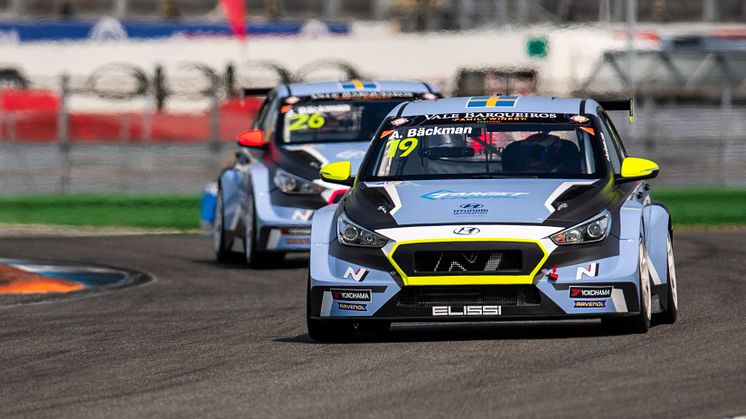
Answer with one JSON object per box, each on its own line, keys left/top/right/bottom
{"left": 569, "top": 286, "right": 612, "bottom": 299}
{"left": 331, "top": 288, "right": 371, "bottom": 302}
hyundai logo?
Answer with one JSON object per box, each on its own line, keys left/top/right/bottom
{"left": 454, "top": 227, "right": 480, "bottom": 235}
{"left": 459, "top": 203, "right": 484, "bottom": 209}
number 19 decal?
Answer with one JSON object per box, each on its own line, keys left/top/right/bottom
{"left": 385, "top": 137, "right": 419, "bottom": 158}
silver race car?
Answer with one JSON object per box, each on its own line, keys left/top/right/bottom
{"left": 307, "top": 95, "right": 677, "bottom": 340}
{"left": 212, "top": 80, "right": 441, "bottom": 267}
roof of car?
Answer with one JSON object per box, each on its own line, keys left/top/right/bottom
{"left": 394, "top": 96, "right": 601, "bottom": 117}
{"left": 278, "top": 80, "right": 436, "bottom": 97}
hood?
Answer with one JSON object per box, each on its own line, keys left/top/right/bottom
{"left": 350, "top": 178, "right": 610, "bottom": 228}
{"left": 281, "top": 141, "right": 369, "bottom": 179}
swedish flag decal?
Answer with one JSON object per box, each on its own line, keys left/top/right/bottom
{"left": 466, "top": 95, "right": 519, "bottom": 108}
{"left": 341, "top": 80, "right": 379, "bottom": 90}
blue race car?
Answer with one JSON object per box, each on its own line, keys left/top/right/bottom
{"left": 307, "top": 95, "right": 678, "bottom": 340}
{"left": 211, "top": 80, "right": 441, "bottom": 267}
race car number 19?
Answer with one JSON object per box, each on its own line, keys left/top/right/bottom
{"left": 385, "top": 137, "right": 418, "bottom": 158}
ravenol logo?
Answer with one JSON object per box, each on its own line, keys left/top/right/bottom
{"left": 466, "top": 95, "right": 518, "bottom": 108}
{"left": 338, "top": 302, "right": 367, "bottom": 311}
{"left": 341, "top": 80, "right": 378, "bottom": 90}
{"left": 574, "top": 300, "right": 606, "bottom": 308}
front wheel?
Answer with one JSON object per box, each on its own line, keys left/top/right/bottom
{"left": 243, "top": 193, "right": 284, "bottom": 269}
{"left": 654, "top": 232, "right": 678, "bottom": 324}
{"left": 603, "top": 238, "right": 651, "bottom": 334}
{"left": 213, "top": 188, "right": 234, "bottom": 263}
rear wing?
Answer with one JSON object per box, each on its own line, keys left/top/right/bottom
{"left": 597, "top": 99, "right": 634, "bottom": 124}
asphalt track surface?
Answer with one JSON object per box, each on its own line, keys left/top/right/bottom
{"left": 0, "top": 232, "right": 744, "bottom": 418}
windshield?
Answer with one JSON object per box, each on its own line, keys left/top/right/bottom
{"left": 278, "top": 98, "right": 407, "bottom": 144}
{"left": 366, "top": 113, "right": 602, "bottom": 180}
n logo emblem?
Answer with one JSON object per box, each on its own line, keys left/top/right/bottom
{"left": 576, "top": 262, "right": 599, "bottom": 280}
{"left": 291, "top": 210, "right": 313, "bottom": 221}
{"left": 343, "top": 267, "right": 368, "bottom": 282}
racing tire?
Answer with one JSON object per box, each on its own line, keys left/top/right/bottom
{"left": 603, "top": 238, "right": 652, "bottom": 334}
{"left": 306, "top": 274, "right": 355, "bottom": 342}
{"left": 653, "top": 232, "right": 678, "bottom": 324}
{"left": 213, "top": 188, "right": 234, "bottom": 263}
{"left": 243, "top": 193, "right": 285, "bottom": 269}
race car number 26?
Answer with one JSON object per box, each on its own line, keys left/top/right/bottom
{"left": 289, "top": 113, "right": 326, "bottom": 131}
{"left": 385, "top": 137, "right": 418, "bottom": 158}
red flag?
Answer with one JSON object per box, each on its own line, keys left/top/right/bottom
{"left": 219, "top": 0, "right": 246, "bottom": 40}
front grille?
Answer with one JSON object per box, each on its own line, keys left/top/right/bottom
{"left": 396, "top": 285, "right": 542, "bottom": 308}
{"left": 413, "top": 250, "right": 522, "bottom": 274}
{"left": 391, "top": 241, "right": 544, "bottom": 278}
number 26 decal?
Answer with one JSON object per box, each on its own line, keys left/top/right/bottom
{"left": 385, "top": 137, "right": 419, "bottom": 158}
{"left": 289, "top": 113, "right": 325, "bottom": 131}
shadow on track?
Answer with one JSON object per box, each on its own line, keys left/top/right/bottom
{"left": 276, "top": 320, "right": 613, "bottom": 344}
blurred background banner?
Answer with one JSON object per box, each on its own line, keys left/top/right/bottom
{"left": 219, "top": 0, "right": 247, "bottom": 39}
{"left": 1, "top": 0, "right": 746, "bottom": 194}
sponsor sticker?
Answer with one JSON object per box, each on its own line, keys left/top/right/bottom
{"left": 574, "top": 300, "right": 606, "bottom": 308}
{"left": 338, "top": 302, "right": 367, "bottom": 311}
{"left": 331, "top": 288, "right": 372, "bottom": 302}
{"left": 432, "top": 305, "right": 502, "bottom": 316}
{"left": 570, "top": 114, "right": 590, "bottom": 123}
{"left": 453, "top": 203, "right": 488, "bottom": 216}
{"left": 310, "top": 91, "right": 414, "bottom": 100}
{"left": 569, "top": 286, "right": 612, "bottom": 299}
{"left": 422, "top": 190, "right": 529, "bottom": 200}
{"left": 423, "top": 112, "right": 557, "bottom": 122}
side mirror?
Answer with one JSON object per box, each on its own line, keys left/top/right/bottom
{"left": 237, "top": 129, "right": 265, "bottom": 148}
{"left": 319, "top": 161, "right": 355, "bottom": 187}
{"left": 619, "top": 157, "right": 659, "bottom": 181}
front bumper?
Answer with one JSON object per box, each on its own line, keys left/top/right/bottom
{"left": 308, "top": 237, "right": 642, "bottom": 321}
{"left": 253, "top": 189, "right": 321, "bottom": 252}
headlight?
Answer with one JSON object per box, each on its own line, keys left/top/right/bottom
{"left": 551, "top": 210, "right": 611, "bottom": 245}
{"left": 273, "top": 168, "right": 324, "bottom": 195}
{"left": 337, "top": 213, "right": 388, "bottom": 248}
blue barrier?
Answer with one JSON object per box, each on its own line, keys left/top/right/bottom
{"left": 0, "top": 19, "right": 350, "bottom": 42}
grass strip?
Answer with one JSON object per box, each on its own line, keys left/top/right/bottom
{"left": 0, "top": 188, "right": 743, "bottom": 229}
{"left": 0, "top": 194, "right": 200, "bottom": 229}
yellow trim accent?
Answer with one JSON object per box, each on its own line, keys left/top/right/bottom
{"left": 319, "top": 161, "right": 352, "bottom": 182}
{"left": 486, "top": 96, "right": 500, "bottom": 107}
{"left": 387, "top": 238, "right": 549, "bottom": 286}
{"left": 620, "top": 157, "right": 659, "bottom": 179}
{"left": 351, "top": 79, "right": 363, "bottom": 89}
